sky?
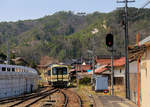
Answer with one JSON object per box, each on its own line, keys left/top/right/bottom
{"left": 0, "top": 0, "right": 150, "bottom": 22}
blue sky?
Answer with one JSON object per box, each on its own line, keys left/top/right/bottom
{"left": 0, "top": 0, "right": 149, "bottom": 22}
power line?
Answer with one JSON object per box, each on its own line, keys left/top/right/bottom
{"left": 127, "top": 0, "right": 150, "bottom": 21}
{"left": 141, "top": 0, "right": 150, "bottom": 8}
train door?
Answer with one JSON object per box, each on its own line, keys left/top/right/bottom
{"left": 30, "top": 84, "right": 33, "bottom": 93}
{"left": 25, "top": 78, "right": 27, "bottom": 93}
{"left": 52, "top": 67, "right": 64, "bottom": 82}
{"left": 58, "top": 67, "right": 67, "bottom": 81}
{"left": 57, "top": 68, "right": 63, "bottom": 81}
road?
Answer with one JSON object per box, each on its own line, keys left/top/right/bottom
{"left": 97, "top": 96, "right": 137, "bottom": 107}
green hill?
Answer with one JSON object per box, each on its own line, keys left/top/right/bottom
{"left": 0, "top": 8, "right": 150, "bottom": 64}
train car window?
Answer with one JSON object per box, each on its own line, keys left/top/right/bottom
{"left": 52, "top": 68, "right": 57, "bottom": 75}
{"left": 63, "top": 71, "right": 67, "bottom": 75}
{"left": 16, "top": 68, "right": 19, "bottom": 72}
{"left": 2, "top": 67, "right": 6, "bottom": 71}
{"left": 58, "top": 69, "right": 62, "bottom": 75}
{"left": 63, "top": 69, "right": 67, "bottom": 75}
{"left": 52, "top": 67, "right": 67, "bottom": 75}
{"left": 7, "top": 68, "right": 10, "bottom": 71}
{"left": 48, "top": 70, "right": 51, "bottom": 75}
{"left": 12, "top": 68, "right": 15, "bottom": 72}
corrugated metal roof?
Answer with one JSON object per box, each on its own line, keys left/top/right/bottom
{"left": 96, "top": 57, "right": 125, "bottom": 67}
{"left": 139, "top": 36, "right": 150, "bottom": 46}
{"left": 75, "top": 65, "right": 91, "bottom": 71}
{"left": 113, "top": 57, "right": 125, "bottom": 67}
{"left": 96, "top": 59, "right": 111, "bottom": 65}
{"left": 95, "top": 65, "right": 109, "bottom": 74}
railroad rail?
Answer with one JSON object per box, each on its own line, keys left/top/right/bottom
{"left": 0, "top": 87, "right": 48, "bottom": 105}
{"left": 24, "top": 88, "right": 58, "bottom": 107}
{"left": 59, "top": 89, "right": 68, "bottom": 107}
{"left": 8, "top": 87, "right": 57, "bottom": 107}
{"left": 77, "top": 92, "right": 83, "bottom": 107}
{"left": 60, "top": 89, "right": 83, "bottom": 107}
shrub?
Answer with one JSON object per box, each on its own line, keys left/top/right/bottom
{"left": 79, "top": 77, "right": 91, "bottom": 85}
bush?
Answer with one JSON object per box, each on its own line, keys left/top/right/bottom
{"left": 79, "top": 77, "right": 91, "bottom": 85}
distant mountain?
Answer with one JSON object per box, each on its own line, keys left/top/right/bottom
{"left": 0, "top": 8, "right": 150, "bottom": 64}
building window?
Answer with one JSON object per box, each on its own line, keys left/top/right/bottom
{"left": 7, "top": 68, "right": 10, "bottom": 71}
{"left": 146, "top": 68, "right": 147, "bottom": 78}
{"left": 48, "top": 70, "right": 51, "bottom": 75}
{"left": 2, "top": 67, "right": 6, "bottom": 71}
{"left": 120, "top": 69, "right": 122, "bottom": 73}
{"left": 12, "top": 68, "right": 15, "bottom": 72}
{"left": 114, "top": 77, "right": 123, "bottom": 85}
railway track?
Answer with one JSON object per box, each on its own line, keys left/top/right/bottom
{"left": 0, "top": 87, "right": 83, "bottom": 107}
{"left": 0, "top": 87, "right": 57, "bottom": 107}
{"left": 8, "top": 88, "right": 58, "bottom": 107}
{"left": 0, "top": 87, "right": 48, "bottom": 105}
{"left": 59, "top": 90, "right": 68, "bottom": 107}
{"left": 24, "top": 88, "right": 58, "bottom": 107}
{"left": 0, "top": 87, "right": 49, "bottom": 105}
{"left": 59, "top": 89, "right": 83, "bottom": 107}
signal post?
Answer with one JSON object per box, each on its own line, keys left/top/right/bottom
{"left": 106, "top": 33, "right": 114, "bottom": 96}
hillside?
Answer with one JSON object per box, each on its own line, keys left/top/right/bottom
{"left": 0, "top": 8, "right": 150, "bottom": 64}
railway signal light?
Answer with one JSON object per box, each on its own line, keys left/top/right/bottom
{"left": 106, "top": 33, "right": 113, "bottom": 47}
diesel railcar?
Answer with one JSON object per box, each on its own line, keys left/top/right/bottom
{"left": 47, "top": 64, "right": 69, "bottom": 87}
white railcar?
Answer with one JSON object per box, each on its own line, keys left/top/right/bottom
{"left": 0, "top": 64, "right": 39, "bottom": 99}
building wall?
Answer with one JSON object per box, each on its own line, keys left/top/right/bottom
{"left": 114, "top": 66, "right": 125, "bottom": 78}
{"left": 129, "top": 61, "right": 141, "bottom": 104}
{"left": 114, "top": 66, "right": 125, "bottom": 97}
{"left": 141, "top": 47, "right": 150, "bottom": 107}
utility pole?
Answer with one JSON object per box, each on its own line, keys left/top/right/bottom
{"left": 117, "top": 0, "right": 135, "bottom": 99}
{"left": 91, "top": 34, "right": 95, "bottom": 88}
{"left": 81, "top": 56, "right": 83, "bottom": 73}
{"left": 91, "top": 28, "right": 98, "bottom": 89}
{"left": 6, "top": 33, "right": 10, "bottom": 65}
{"left": 92, "top": 35, "right": 95, "bottom": 75}
{"left": 111, "top": 47, "right": 114, "bottom": 96}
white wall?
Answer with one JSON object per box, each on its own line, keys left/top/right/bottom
{"left": 141, "top": 47, "right": 150, "bottom": 107}
{"left": 114, "top": 66, "right": 125, "bottom": 77}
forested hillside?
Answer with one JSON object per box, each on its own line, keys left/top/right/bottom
{"left": 0, "top": 8, "right": 150, "bottom": 65}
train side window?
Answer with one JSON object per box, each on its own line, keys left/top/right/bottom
{"left": 48, "top": 70, "right": 51, "bottom": 75}
{"left": 12, "top": 68, "right": 15, "bottom": 72}
{"left": 7, "top": 68, "right": 10, "bottom": 71}
{"left": 52, "top": 68, "right": 57, "bottom": 75}
{"left": 20, "top": 68, "right": 22, "bottom": 72}
{"left": 2, "top": 67, "right": 6, "bottom": 71}
{"left": 63, "top": 70, "right": 67, "bottom": 75}
{"left": 63, "top": 68, "right": 67, "bottom": 75}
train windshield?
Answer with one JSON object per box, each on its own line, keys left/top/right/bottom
{"left": 52, "top": 67, "right": 67, "bottom": 75}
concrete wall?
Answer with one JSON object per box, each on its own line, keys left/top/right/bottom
{"left": 141, "top": 47, "right": 150, "bottom": 107}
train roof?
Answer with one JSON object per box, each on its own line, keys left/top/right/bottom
{"left": 0, "top": 64, "right": 37, "bottom": 74}
{"left": 51, "top": 64, "right": 68, "bottom": 68}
